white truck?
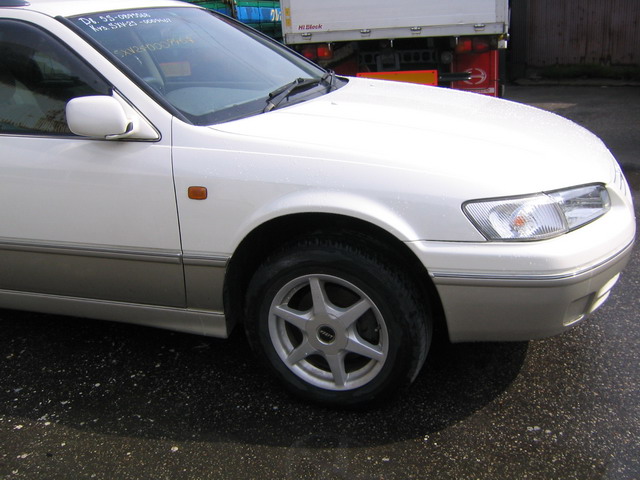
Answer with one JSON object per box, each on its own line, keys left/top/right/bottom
{"left": 280, "top": 0, "right": 509, "bottom": 96}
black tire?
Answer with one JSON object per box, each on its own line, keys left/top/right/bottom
{"left": 244, "top": 236, "right": 432, "bottom": 407}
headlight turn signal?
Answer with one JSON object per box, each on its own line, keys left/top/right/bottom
{"left": 463, "top": 184, "right": 610, "bottom": 241}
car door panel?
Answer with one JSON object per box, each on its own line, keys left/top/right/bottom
{"left": 0, "top": 135, "right": 185, "bottom": 308}
{"left": 0, "top": 18, "right": 185, "bottom": 308}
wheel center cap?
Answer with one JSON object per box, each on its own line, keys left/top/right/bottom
{"left": 317, "top": 325, "right": 337, "bottom": 344}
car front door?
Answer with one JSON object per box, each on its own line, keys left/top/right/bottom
{"left": 0, "top": 18, "right": 185, "bottom": 308}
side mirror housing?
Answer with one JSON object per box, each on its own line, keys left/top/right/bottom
{"left": 66, "top": 96, "right": 158, "bottom": 140}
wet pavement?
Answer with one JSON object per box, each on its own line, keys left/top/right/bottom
{"left": 1, "top": 86, "right": 639, "bottom": 479}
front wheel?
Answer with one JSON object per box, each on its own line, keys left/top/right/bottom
{"left": 244, "top": 238, "right": 432, "bottom": 407}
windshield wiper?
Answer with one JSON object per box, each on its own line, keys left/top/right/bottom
{"left": 263, "top": 77, "right": 323, "bottom": 113}
{"left": 321, "top": 70, "right": 336, "bottom": 90}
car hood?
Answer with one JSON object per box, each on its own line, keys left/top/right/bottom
{"left": 211, "top": 77, "right": 616, "bottom": 199}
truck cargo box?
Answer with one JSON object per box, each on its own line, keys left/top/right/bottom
{"left": 281, "top": 0, "right": 508, "bottom": 44}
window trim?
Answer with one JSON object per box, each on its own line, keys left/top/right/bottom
{"left": 0, "top": 17, "right": 113, "bottom": 137}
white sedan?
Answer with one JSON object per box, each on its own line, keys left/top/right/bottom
{"left": 0, "top": 0, "right": 635, "bottom": 406}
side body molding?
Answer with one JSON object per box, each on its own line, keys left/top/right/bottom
{"left": 0, "top": 238, "right": 231, "bottom": 337}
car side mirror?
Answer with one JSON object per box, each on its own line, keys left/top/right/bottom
{"left": 66, "top": 95, "right": 158, "bottom": 140}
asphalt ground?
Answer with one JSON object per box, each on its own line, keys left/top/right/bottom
{"left": 0, "top": 86, "right": 639, "bottom": 479}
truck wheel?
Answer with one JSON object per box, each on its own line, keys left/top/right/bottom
{"left": 244, "top": 237, "right": 431, "bottom": 407}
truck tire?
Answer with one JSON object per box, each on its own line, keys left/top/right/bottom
{"left": 244, "top": 237, "right": 431, "bottom": 407}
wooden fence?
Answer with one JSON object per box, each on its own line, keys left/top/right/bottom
{"left": 510, "top": 0, "right": 640, "bottom": 69}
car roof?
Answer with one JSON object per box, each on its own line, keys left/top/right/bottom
{"left": 0, "top": 0, "right": 194, "bottom": 18}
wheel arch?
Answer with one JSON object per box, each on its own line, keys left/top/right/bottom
{"left": 223, "top": 213, "right": 446, "bottom": 337}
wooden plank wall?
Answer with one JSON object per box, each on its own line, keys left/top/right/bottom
{"left": 513, "top": 0, "right": 640, "bottom": 67}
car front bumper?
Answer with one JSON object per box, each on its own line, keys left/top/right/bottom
{"left": 409, "top": 198, "right": 635, "bottom": 342}
{"left": 431, "top": 241, "right": 632, "bottom": 342}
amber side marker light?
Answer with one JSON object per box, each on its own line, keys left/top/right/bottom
{"left": 188, "top": 186, "right": 208, "bottom": 200}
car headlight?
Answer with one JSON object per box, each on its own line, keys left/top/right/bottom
{"left": 463, "top": 184, "right": 611, "bottom": 241}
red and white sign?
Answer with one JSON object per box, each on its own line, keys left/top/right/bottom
{"left": 452, "top": 50, "right": 499, "bottom": 97}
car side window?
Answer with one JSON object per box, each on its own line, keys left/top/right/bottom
{"left": 0, "top": 19, "right": 110, "bottom": 135}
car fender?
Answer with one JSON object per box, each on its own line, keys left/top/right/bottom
{"left": 229, "top": 188, "right": 422, "bottom": 250}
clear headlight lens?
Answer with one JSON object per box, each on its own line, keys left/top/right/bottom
{"left": 464, "top": 184, "right": 610, "bottom": 241}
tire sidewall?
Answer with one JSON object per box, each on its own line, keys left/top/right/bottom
{"left": 245, "top": 241, "right": 428, "bottom": 406}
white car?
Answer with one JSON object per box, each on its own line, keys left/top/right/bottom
{"left": 0, "top": 0, "right": 635, "bottom": 406}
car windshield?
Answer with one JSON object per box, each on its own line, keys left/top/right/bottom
{"left": 68, "top": 7, "right": 329, "bottom": 124}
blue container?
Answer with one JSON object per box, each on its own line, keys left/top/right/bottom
{"left": 186, "top": 0, "right": 282, "bottom": 40}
